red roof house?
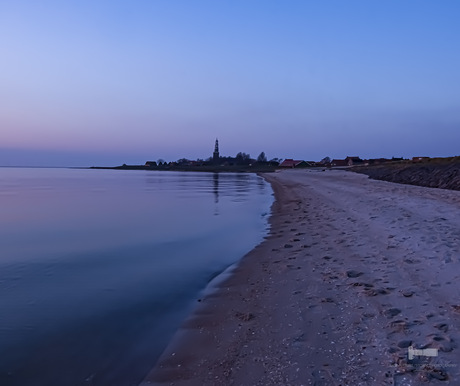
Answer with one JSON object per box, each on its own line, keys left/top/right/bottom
{"left": 279, "top": 159, "right": 308, "bottom": 168}
{"left": 330, "top": 159, "right": 348, "bottom": 167}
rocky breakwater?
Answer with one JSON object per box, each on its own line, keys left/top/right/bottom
{"left": 353, "top": 157, "right": 460, "bottom": 191}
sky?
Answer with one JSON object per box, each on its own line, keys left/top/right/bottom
{"left": 1, "top": 0, "right": 459, "bottom": 167}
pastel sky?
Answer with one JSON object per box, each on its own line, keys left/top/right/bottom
{"left": 1, "top": 1, "right": 459, "bottom": 166}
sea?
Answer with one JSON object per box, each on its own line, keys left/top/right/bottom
{"left": 0, "top": 167, "right": 274, "bottom": 386}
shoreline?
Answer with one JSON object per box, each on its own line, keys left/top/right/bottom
{"left": 140, "top": 171, "right": 286, "bottom": 385}
{"left": 142, "top": 169, "right": 460, "bottom": 385}
{"left": 89, "top": 165, "right": 278, "bottom": 173}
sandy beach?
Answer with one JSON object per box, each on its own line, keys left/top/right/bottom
{"left": 142, "top": 169, "right": 460, "bottom": 385}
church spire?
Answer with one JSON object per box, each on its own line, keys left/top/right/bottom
{"left": 213, "top": 138, "right": 219, "bottom": 162}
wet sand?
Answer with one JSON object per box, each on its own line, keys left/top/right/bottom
{"left": 142, "top": 169, "right": 460, "bottom": 385}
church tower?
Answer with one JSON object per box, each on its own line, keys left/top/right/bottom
{"left": 213, "top": 138, "right": 219, "bottom": 163}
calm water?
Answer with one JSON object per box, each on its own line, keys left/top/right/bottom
{"left": 0, "top": 168, "right": 273, "bottom": 386}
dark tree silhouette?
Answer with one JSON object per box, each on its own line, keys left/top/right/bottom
{"left": 257, "top": 152, "right": 267, "bottom": 163}
{"left": 235, "top": 152, "right": 251, "bottom": 165}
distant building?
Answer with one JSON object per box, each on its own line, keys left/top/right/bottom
{"left": 279, "top": 159, "right": 308, "bottom": 168}
{"left": 145, "top": 161, "right": 157, "bottom": 168}
{"left": 330, "top": 159, "right": 348, "bottom": 167}
{"left": 213, "top": 139, "right": 220, "bottom": 163}
{"left": 365, "top": 158, "right": 390, "bottom": 165}
{"left": 330, "top": 156, "right": 363, "bottom": 167}
{"left": 345, "top": 156, "right": 364, "bottom": 166}
{"left": 412, "top": 156, "right": 430, "bottom": 162}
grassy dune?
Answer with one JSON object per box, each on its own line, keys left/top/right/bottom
{"left": 353, "top": 157, "right": 460, "bottom": 190}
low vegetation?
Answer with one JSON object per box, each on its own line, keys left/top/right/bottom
{"left": 353, "top": 157, "right": 460, "bottom": 190}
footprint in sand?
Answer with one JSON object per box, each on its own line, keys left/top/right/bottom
{"left": 364, "top": 287, "right": 392, "bottom": 297}
{"left": 383, "top": 308, "right": 402, "bottom": 319}
{"left": 426, "top": 334, "right": 456, "bottom": 352}
{"left": 397, "top": 340, "right": 412, "bottom": 348}
{"left": 388, "top": 320, "right": 415, "bottom": 334}
{"left": 400, "top": 290, "right": 415, "bottom": 297}
{"left": 434, "top": 322, "right": 449, "bottom": 333}
{"left": 234, "top": 312, "right": 255, "bottom": 322}
{"left": 346, "top": 270, "right": 364, "bottom": 278}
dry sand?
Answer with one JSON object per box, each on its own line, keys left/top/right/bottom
{"left": 141, "top": 169, "right": 460, "bottom": 385}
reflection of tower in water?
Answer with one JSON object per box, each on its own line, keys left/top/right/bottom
{"left": 213, "top": 172, "right": 219, "bottom": 211}
{"left": 213, "top": 139, "right": 220, "bottom": 214}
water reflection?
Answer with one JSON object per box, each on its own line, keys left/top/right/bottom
{"left": 213, "top": 172, "right": 219, "bottom": 216}
{"left": 213, "top": 172, "right": 219, "bottom": 204}
{"left": 0, "top": 168, "right": 273, "bottom": 386}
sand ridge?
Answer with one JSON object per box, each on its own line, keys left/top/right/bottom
{"left": 142, "top": 169, "right": 460, "bottom": 385}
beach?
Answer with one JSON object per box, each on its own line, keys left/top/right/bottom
{"left": 142, "top": 169, "right": 460, "bottom": 385}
